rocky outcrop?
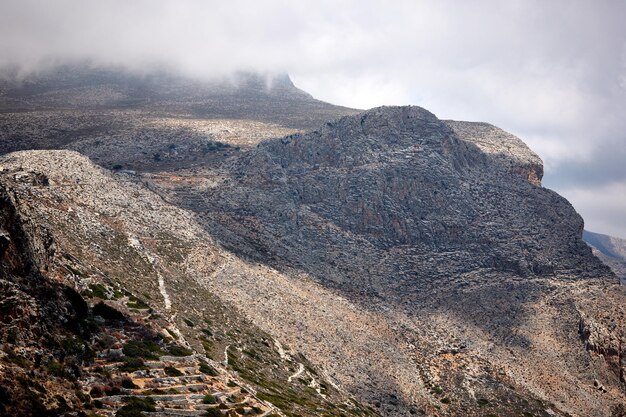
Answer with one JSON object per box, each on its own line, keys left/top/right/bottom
{"left": 198, "top": 106, "right": 607, "bottom": 286}
{"left": 579, "top": 310, "right": 625, "bottom": 385}
{"left": 444, "top": 120, "right": 544, "bottom": 186}
{"left": 149, "top": 105, "right": 625, "bottom": 416}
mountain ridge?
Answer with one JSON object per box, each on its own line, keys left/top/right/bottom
{"left": 584, "top": 230, "right": 626, "bottom": 285}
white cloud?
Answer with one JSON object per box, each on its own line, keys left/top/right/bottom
{"left": 559, "top": 182, "right": 626, "bottom": 239}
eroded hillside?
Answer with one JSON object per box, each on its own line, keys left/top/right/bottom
{"left": 0, "top": 151, "right": 377, "bottom": 417}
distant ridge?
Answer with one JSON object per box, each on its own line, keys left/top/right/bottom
{"left": 584, "top": 230, "right": 626, "bottom": 284}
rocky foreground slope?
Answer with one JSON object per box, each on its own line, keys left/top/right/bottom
{"left": 0, "top": 67, "right": 625, "bottom": 417}
{"left": 0, "top": 151, "right": 377, "bottom": 417}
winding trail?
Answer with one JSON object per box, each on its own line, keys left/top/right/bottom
{"left": 223, "top": 344, "right": 230, "bottom": 366}
{"left": 287, "top": 363, "right": 305, "bottom": 383}
{"left": 156, "top": 270, "right": 172, "bottom": 310}
{"left": 127, "top": 234, "right": 171, "bottom": 311}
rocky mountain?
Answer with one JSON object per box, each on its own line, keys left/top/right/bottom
{"left": 584, "top": 230, "right": 626, "bottom": 284}
{"left": 0, "top": 66, "right": 625, "bottom": 417}
{"left": 0, "top": 64, "right": 359, "bottom": 172}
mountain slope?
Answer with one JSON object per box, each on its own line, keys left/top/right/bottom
{"left": 0, "top": 67, "right": 624, "bottom": 417}
{"left": 584, "top": 230, "right": 626, "bottom": 284}
{"left": 147, "top": 106, "right": 625, "bottom": 416}
{"left": 0, "top": 150, "right": 377, "bottom": 417}
{"left": 0, "top": 65, "right": 360, "bottom": 172}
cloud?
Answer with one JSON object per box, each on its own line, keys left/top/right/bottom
{"left": 559, "top": 182, "right": 626, "bottom": 239}
{"left": 0, "top": 0, "right": 625, "bottom": 236}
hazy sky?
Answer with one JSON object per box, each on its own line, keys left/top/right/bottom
{"left": 1, "top": 0, "right": 625, "bottom": 237}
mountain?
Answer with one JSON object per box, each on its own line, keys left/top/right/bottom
{"left": 0, "top": 64, "right": 359, "bottom": 172}
{"left": 584, "top": 230, "right": 626, "bottom": 284}
{"left": 0, "top": 66, "right": 625, "bottom": 417}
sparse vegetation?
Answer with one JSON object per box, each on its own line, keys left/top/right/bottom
{"left": 44, "top": 360, "right": 68, "bottom": 377}
{"left": 199, "top": 362, "right": 218, "bottom": 376}
{"left": 122, "top": 340, "right": 162, "bottom": 359}
{"left": 126, "top": 296, "right": 149, "bottom": 310}
{"left": 121, "top": 378, "right": 138, "bottom": 389}
{"left": 164, "top": 366, "right": 183, "bottom": 377}
{"left": 202, "top": 394, "right": 217, "bottom": 404}
{"left": 119, "top": 357, "right": 148, "bottom": 372}
{"left": 204, "top": 140, "right": 230, "bottom": 153}
{"left": 89, "top": 283, "right": 108, "bottom": 299}
{"left": 167, "top": 345, "right": 193, "bottom": 357}
{"left": 115, "top": 396, "right": 156, "bottom": 417}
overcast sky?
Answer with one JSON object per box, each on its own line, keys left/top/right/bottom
{"left": 1, "top": 0, "right": 625, "bottom": 237}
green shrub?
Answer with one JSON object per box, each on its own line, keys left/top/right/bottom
{"left": 164, "top": 366, "right": 183, "bottom": 377}
{"left": 183, "top": 318, "right": 195, "bottom": 327}
{"left": 115, "top": 395, "right": 155, "bottom": 416}
{"left": 431, "top": 386, "right": 443, "bottom": 396}
{"left": 440, "top": 397, "right": 451, "bottom": 404}
{"left": 122, "top": 340, "right": 162, "bottom": 359}
{"left": 44, "top": 360, "right": 68, "bottom": 377}
{"left": 199, "top": 362, "right": 218, "bottom": 376}
{"left": 167, "top": 345, "right": 193, "bottom": 357}
{"left": 119, "top": 357, "right": 148, "bottom": 372}
{"left": 202, "top": 394, "right": 217, "bottom": 404}
{"left": 204, "top": 141, "right": 230, "bottom": 153}
{"left": 126, "top": 296, "right": 150, "bottom": 310}
{"left": 89, "top": 283, "right": 108, "bottom": 299}
{"left": 121, "top": 378, "right": 138, "bottom": 389}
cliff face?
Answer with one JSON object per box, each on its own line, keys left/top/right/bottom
{"left": 197, "top": 106, "right": 606, "bottom": 286}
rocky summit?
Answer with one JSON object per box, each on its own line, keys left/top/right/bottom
{"left": 0, "top": 67, "right": 624, "bottom": 417}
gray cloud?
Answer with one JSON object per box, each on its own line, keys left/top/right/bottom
{"left": 1, "top": 0, "right": 625, "bottom": 236}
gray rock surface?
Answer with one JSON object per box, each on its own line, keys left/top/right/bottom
{"left": 192, "top": 106, "right": 607, "bottom": 288}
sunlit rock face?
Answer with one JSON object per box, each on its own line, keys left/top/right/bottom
{"left": 201, "top": 105, "right": 605, "bottom": 284}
